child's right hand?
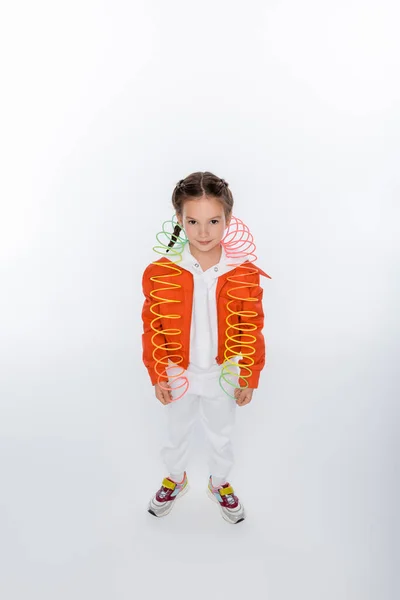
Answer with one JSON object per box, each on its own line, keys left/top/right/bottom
{"left": 154, "top": 383, "right": 172, "bottom": 405}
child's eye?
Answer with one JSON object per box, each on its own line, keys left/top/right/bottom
{"left": 187, "top": 219, "right": 219, "bottom": 225}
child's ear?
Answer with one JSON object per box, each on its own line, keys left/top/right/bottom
{"left": 175, "top": 213, "right": 183, "bottom": 228}
{"left": 226, "top": 213, "right": 232, "bottom": 228}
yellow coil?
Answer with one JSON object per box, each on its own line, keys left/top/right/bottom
{"left": 149, "top": 216, "right": 188, "bottom": 401}
{"left": 218, "top": 217, "right": 263, "bottom": 398}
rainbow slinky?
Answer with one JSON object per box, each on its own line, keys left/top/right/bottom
{"left": 148, "top": 215, "right": 263, "bottom": 401}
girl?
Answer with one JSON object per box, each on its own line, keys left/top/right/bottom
{"left": 141, "top": 171, "right": 271, "bottom": 524}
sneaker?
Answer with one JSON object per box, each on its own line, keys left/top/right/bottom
{"left": 207, "top": 476, "right": 246, "bottom": 524}
{"left": 147, "top": 472, "right": 189, "bottom": 517}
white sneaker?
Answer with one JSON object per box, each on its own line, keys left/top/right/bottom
{"left": 147, "top": 472, "right": 189, "bottom": 517}
{"left": 207, "top": 475, "right": 245, "bottom": 524}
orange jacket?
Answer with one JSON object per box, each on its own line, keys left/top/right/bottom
{"left": 141, "top": 257, "right": 271, "bottom": 389}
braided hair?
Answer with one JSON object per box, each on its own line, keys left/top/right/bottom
{"left": 166, "top": 172, "right": 233, "bottom": 252}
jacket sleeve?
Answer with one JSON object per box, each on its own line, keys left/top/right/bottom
{"left": 237, "top": 279, "right": 266, "bottom": 389}
{"left": 141, "top": 265, "right": 168, "bottom": 386}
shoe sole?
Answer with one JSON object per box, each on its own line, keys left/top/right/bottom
{"left": 148, "top": 482, "right": 190, "bottom": 517}
{"left": 206, "top": 487, "right": 245, "bottom": 524}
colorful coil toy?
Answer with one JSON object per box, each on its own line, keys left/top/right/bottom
{"left": 149, "top": 215, "right": 189, "bottom": 401}
{"left": 149, "top": 214, "right": 268, "bottom": 401}
{"left": 218, "top": 216, "right": 261, "bottom": 398}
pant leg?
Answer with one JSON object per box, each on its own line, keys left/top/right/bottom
{"left": 160, "top": 392, "right": 199, "bottom": 474}
{"left": 198, "top": 377, "right": 237, "bottom": 480}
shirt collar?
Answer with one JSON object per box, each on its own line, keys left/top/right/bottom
{"left": 177, "top": 241, "right": 244, "bottom": 276}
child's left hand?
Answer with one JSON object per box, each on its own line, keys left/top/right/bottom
{"left": 234, "top": 387, "right": 254, "bottom": 406}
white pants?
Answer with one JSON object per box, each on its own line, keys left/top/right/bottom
{"left": 161, "top": 364, "right": 239, "bottom": 479}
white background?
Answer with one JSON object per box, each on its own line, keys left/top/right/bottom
{"left": 0, "top": 1, "right": 398, "bottom": 599}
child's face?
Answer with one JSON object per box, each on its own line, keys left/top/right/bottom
{"left": 177, "top": 196, "right": 231, "bottom": 254}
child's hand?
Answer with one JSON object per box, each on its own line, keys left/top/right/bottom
{"left": 234, "top": 387, "right": 254, "bottom": 406}
{"left": 154, "top": 383, "right": 172, "bottom": 405}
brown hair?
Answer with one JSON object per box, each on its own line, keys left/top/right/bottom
{"left": 166, "top": 171, "right": 234, "bottom": 252}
